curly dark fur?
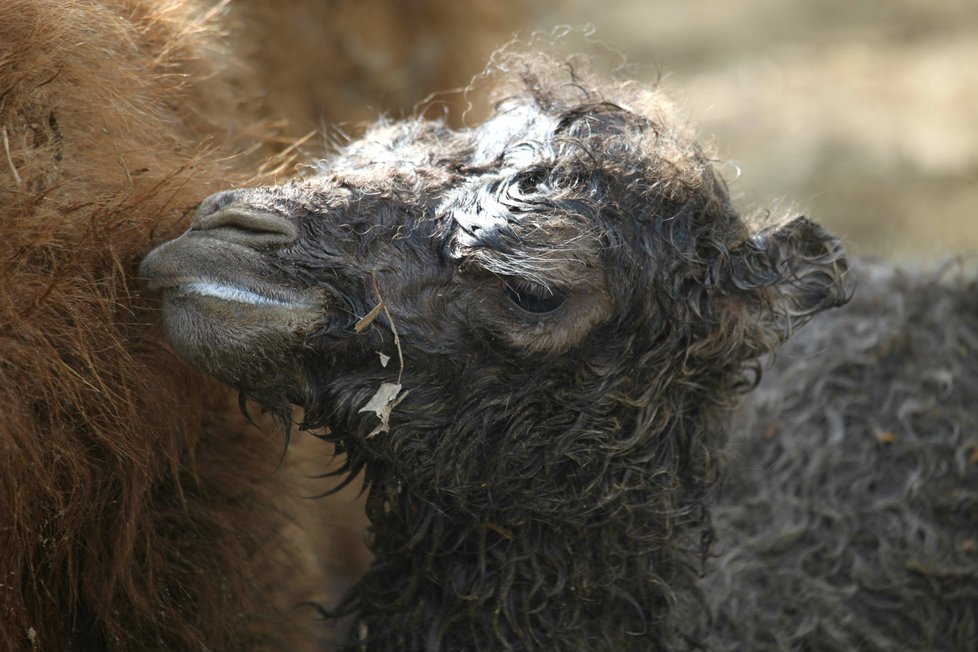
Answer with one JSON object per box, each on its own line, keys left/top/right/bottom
{"left": 709, "top": 261, "right": 978, "bottom": 650}
{"left": 142, "top": 52, "right": 947, "bottom": 651}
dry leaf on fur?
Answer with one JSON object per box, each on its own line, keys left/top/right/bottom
{"left": 355, "top": 302, "right": 384, "bottom": 333}
{"left": 359, "top": 382, "right": 404, "bottom": 438}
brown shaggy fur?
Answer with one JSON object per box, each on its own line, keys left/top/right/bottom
{"left": 0, "top": 1, "right": 363, "bottom": 649}
{"left": 230, "top": 0, "right": 543, "bottom": 133}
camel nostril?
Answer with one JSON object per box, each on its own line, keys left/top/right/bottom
{"left": 190, "top": 193, "right": 297, "bottom": 248}
{"left": 195, "top": 189, "right": 241, "bottom": 219}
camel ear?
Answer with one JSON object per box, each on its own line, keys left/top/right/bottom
{"left": 720, "top": 216, "right": 850, "bottom": 342}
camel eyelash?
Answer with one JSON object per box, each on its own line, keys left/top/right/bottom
{"left": 502, "top": 278, "right": 566, "bottom": 315}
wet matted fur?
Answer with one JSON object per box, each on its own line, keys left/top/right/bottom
{"left": 138, "top": 50, "right": 890, "bottom": 650}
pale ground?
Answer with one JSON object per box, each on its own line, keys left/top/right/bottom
{"left": 539, "top": 0, "right": 978, "bottom": 261}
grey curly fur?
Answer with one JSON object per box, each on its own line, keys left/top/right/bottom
{"left": 710, "top": 261, "right": 978, "bottom": 650}
{"left": 141, "top": 52, "right": 977, "bottom": 650}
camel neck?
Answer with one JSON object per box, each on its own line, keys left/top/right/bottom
{"left": 340, "top": 461, "right": 709, "bottom": 651}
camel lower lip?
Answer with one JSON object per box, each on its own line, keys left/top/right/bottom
{"left": 180, "top": 282, "right": 299, "bottom": 307}
{"left": 158, "top": 280, "right": 310, "bottom": 308}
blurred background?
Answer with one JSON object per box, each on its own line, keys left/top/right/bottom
{"left": 558, "top": 0, "right": 978, "bottom": 262}
{"left": 232, "top": 0, "right": 978, "bottom": 261}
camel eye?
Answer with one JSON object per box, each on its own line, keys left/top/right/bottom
{"left": 504, "top": 280, "right": 566, "bottom": 314}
